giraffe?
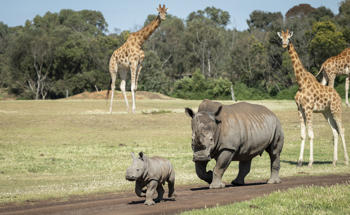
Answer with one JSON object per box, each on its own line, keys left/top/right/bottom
{"left": 277, "top": 30, "right": 349, "bottom": 167}
{"left": 315, "top": 48, "right": 350, "bottom": 107}
{"left": 107, "top": 4, "right": 168, "bottom": 113}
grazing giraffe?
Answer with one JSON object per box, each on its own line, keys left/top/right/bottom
{"left": 107, "top": 4, "right": 168, "bottom": 113}
{"left": 277, "top": 30, "right": 349, "bottom": 167}
{"left": 315, "top": 48, "right": 350, "bottom": 107}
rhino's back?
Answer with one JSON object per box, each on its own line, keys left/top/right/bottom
{"left": 147, "top": 157, "right": 174, "bottom": 183}
{"left": 217, "top": 102, "right": 282, "bottom": 159}
{"left": 198, "top": 99, "right": 222, "bottom": 113}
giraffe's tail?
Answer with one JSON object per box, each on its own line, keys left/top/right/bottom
{"left": 315, "top": 64, "right": 324, "bottom": 77}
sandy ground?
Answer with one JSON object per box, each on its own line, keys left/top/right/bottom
{"left": 0, "top": 174, "right": 349, "bottom": 215}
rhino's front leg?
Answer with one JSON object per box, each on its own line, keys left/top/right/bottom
{"left": 195, "top": 161, "right": 213, "bottom": 184}
{"left": 135, "top": 181, "right": 146, "bottom": 197}
{"left": 210, "top": 149, "right": 235, "bottom": 189}
{"left": 144, "top": 180, "right": 157, "bottom": 206}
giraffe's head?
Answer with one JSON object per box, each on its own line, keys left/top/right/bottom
{"left": 277, "top": 30, "right": 293, "bottom": 48}
{"left": 157, "top": 4, "right": 168, "bottom": 20}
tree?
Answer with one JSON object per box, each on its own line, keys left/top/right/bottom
{"left": 247, "top": 11, "right": 283, "bottom": 32}
{"left": 286, "top": 4, "right": 316, "bottom": 19}
{"left": 184, "top": 7, "right": 230, "bottom": 78}
{"left": 309, "top": 21, "right": 347, "bottom": 67}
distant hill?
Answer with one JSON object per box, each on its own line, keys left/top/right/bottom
{"left": 66, "top": 90, "right": 175, "bottom": 100}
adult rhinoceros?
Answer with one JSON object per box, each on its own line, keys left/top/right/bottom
{"left": 185, "top": 99, "right": 284, "bottom": 189}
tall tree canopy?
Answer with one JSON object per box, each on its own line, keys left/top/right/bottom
{"left": 1, "top": 2, "right": 350, "bottom": 100}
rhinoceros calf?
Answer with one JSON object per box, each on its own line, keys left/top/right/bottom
{"left": 125, "top": 152, "right": 176, "bottom": 205}
{"left": 185, "top": 99, "right": 284, "bottom": 189}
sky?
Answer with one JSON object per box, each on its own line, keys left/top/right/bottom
{"left": 0, "top": 0, "right": 343, "bottom": 33}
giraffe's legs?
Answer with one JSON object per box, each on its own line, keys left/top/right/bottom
{"left": 345, "top": 75, "right": 349, "bottom": 107}
{"left": 332, "top": 113, "right": 349, "bottom": 165}
{"left": 328, "top": 74, "right": 336, "bottom": 88}
{"left": 135, "top": 64, "right": 142, "bottom": 91}
{"left": 297, "top": 108, "right": 307, "bottom": 167}
{"left": 321, "top": 72, "right": 327, "bottom": 85}
{"left": 118, "top": 70, "right": 129, "bottom": 112}
{"left": 130, "top": 62, "right": 138, "bottom": 113}
{"left": 120, "top": 79, "right": 129, "bottom": 111}
{"left": 109, "top": 69, "right": 117, "bottom": 114}
{"left": 323, "top": 112, "right": 339, "bottom": 166}
{"left": 135, "top": 55, "right": 144, "bottom": 91}
{"left": 305, "top": 109, "right": 314, "bottom": 167}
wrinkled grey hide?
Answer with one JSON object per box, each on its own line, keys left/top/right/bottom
{"left": 185, "top": 99, "right": 284, "bottom": 189}
{"left": 125, "top": 152, "right": 176, "bottom": 205}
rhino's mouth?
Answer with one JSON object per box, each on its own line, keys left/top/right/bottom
{"left": 125, "top": 176, "right": 137, "bottom": 181}
{"left": 193, "top": 151, "right": 211, "bottom": 162}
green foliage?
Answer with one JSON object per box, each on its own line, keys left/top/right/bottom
{"left": 309, "top": 21, "right": 347, "bottom": 66}
{"left": 247, "top": 10, "right": 283, "bottom": 32}
{"left": 1, "top": 3, "right": 350, "bottom": 100}
{"left": 275, "top": 85, "right": 299, "bottom": 99}
{"left": 172, "top": 70, "right": 232, "bottom": 100}
{"left": 232, "top": 82, "right": 270, "bottom": 100}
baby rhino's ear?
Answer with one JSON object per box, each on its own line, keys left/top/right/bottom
{"left": 139, "top": 151, "right": 144, "bottom": 160}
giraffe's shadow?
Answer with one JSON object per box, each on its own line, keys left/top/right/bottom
{"left": 281, "top": 160, "right": 332, "bottom": 165}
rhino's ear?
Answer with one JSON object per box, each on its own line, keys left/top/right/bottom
{"left": 215, "top": 105, "right": 222, "bottom": 117}
{"left": 185, "top": 107, "right": 195, "bottom": 118}
{"left": 139, "top": 151, "right": 144, "bottom": 160}
{"left": 214, "top": 106, "right": 222, "bottom": 124}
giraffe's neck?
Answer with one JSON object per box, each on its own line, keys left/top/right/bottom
{"left": 288, "top": 43, "right": 308, "bottom": 87}
{"left": 133, "top": 16, "right": 161, "bottom": 46}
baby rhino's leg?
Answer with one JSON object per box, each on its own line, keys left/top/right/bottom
{"left": 155, "top": 183, "right": 164, "bottom": 202}
{"left": 167, "top": 170, "right": 176, "bottom": 199}
{"left": 135, "top": 181, "right": 146, "bottom": 197}
{"left": 144, "top": 180, "right": 157, "bottom": 206}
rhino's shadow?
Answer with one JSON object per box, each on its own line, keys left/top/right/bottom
{"left": 128, "top": 198, "right": 176, "bottom": 205}
{"left": 190, "top": 181, "right": 266, "bottom": 191}
{"left": 281, "top": 160, "right": 332, "bottom": 165}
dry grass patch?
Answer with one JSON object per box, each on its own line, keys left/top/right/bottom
{"left": 0, "top": 99, "right": 349, "bottom": 204}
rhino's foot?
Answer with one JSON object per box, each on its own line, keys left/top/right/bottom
{"left": 231, "top": 178, "right": 244, "bottom": 186}
{"left": 144, "top": 200, "right": 155, "bottom": 206}
{"left": 168, "top": 192, "right": 176, "bottom": 200}
{"left": 267, "top": 177, "right": 281, "bottom": 184}
{"left": 209, "top": 181, "right": 225, "bottom": 189}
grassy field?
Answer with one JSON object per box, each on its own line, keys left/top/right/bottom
{"left": 0, "top": 99, "right": 349, "bottom": 204}
{"left": 181, "top": 183, "right": 350, "bottom": 215}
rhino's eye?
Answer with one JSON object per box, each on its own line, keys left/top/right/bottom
{"left": 137, "top": 169, "right": 140, "bottom": 171}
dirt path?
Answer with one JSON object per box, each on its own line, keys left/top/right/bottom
{"left": 1, "top": 174, "right": 349, "bottom": 215}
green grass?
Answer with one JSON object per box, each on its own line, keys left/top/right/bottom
{"left": 181, "top": 183, "right": 350, "bottom": 215}
{"left": 0, "top": 99, "right": 349, "bottom": 204}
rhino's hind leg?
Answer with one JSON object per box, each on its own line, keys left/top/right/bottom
{"left": 155, "top": 184, "right": 164, "bottom": 202}
{"left": 231, "top": 160, "right": 252, "bottom": 186}
{"left": 266, "top": 149, "right": 282, "bottom": 184}
{"left": 167, "top": 170, "right": 176, "bottom": 199}
{"left": 210, "top": 150, "right": 235, "bottom": 189}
